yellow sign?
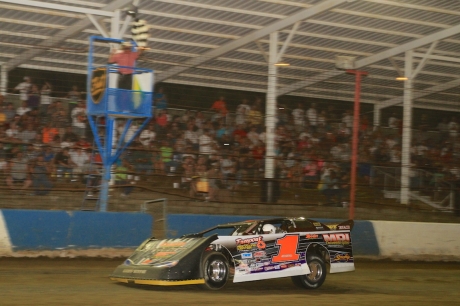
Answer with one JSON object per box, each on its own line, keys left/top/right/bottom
{"left": 90, "top": 68, "right": 107, "bottom": 104}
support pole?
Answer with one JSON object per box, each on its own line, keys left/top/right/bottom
{"left": 264, "top": 32, "right": 278, "bottom": 203}
{"left": 100, "top": 165, "right": 111, "bottom": 212}
{"left": 346, "top": 70, "right": 368, "bottom": 220}
{"left": 401, "top": 50, "right": 413, "bottom": 205}
{"left": 99, "top": 116, "right": 115, "bottom": 212}
{"left": 373, "top": 104, "right": 380, "bottom": 129}
{"left": 0, "top": 65, "right": 7, "bottom": 95}
{"left": 111, "top": 9, "right": 121, "bottom": 39}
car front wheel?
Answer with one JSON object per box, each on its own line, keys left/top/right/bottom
{"left": 201, "top": 252, "right": 229, "bottom": 290}
{"left": 291, "top": 254, "right": 327, "bottom": 289}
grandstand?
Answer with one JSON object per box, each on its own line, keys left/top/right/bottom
{"left": 0, "top": 0, "right": 460, "bottom": 222}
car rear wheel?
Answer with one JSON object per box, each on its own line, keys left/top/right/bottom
{"left": 201, "top": 252, "right": 229, "bottom": 290}
{"left": 291, "top": 254, "right": 326, "bottom": 289}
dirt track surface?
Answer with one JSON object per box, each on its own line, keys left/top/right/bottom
{"left": 0, "top": 258, "right": 459, "bottom": 306}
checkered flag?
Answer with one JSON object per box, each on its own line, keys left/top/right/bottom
{"left": 131, "top": 19, "right": 149, "bottom": 48}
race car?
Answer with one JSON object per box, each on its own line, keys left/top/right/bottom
{"left": 110, "top": 217, "right": 354, "bottom": 290}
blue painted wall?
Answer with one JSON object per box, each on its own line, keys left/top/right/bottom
{"left": 0, "top": 210, "right": 379, "bottom": 256}
{"left": 1, "top": 210, "right": 152, "bottom": 251}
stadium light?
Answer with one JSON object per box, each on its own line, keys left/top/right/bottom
{"left": 125, "top": 4, "right": 138, "bottom": 18}
{"left": 274, "top": 61, "right": 290, "bottom": 66}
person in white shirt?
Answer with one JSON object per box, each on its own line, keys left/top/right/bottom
{"left": 199, "top": 129, "right": 213, "bottom": 155}
{"left": 306, "top": 103, "right": 318, "bottom": 131}
{"left": 14, "top": 76, "right": 31, "bottom": 104}
{"left": 258, "top": 131, "right": 266, "bottom": 144}
{"left": 40, "top": 81, "right": 52, "bottom": 116}
{"left": 342, "top": 110, "right": 353, "bottom": 129}
{"left": 330, "top": 144, "right": 342, "bottom": 160}
{"left": 6, "top": 122, "right": 19, "bottom": 139}
{"left": 385, "top": 136, "right": 397, "bottom": 149}
{"left": 292, "top": 103, "right": 305, "bottom": 133}
{"left": 298, "top": 130, "right": 312, "bottom": 140}
{"left": 70, "top": 148, "right": 90, "bottom": 174}
{"left": 388, "top": 112, "right": 399, "bottom": 129}
{"left": 416, "top": 141, "right": 428, "bottom": 157}
{"left": 124, "top": 123, "right": 139, "bottom": 143}
{"left": 16, "top": 101, "right": 31, "bottom": 116}
{"left": 235, "top": 99, "right": 251, "bottom": 125}
{"left": 71, "top": 101, "right": 87, "bottom": 137}
{"left": 195, "top": 111, "right": 205, "bottom": 129}
{"left": 184, "top": 123, "right": 199, "bottom": 150}
{"left": 448, "top": 116, "right": 458, "bottom": 138}
{"left": 139, "top": 125, "right": 156, "bottom": 147}
{"left": 247, "top": 126, "right": 260, "bottom": 147}
{"left": 390, "top": 145, "right": 401, "bottom": 163}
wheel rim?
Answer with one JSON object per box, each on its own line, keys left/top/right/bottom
{"left": 307, "top": 261, "right": 323, "bottom": 282}
{"left": 207, "top": 259, "right": 226, "bottom": 282}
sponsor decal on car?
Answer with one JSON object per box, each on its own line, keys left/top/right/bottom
{"left": 338, "top": 225, "right": 350, "bottom": 230}
{"left": 254, "top": 251, "right": 266, "bottom": 258}
{"left": 313, "top": 222, "right": 324, "bottom": 229}
{"left": 264, "top": 266, "right": 275, "bottom": 271}
{"left": 140, "top": 258, "right": 154, "bottom": 265}
{"left": 235, "top": 236, "right": 266, "bottom": 251}
{"left": 323, "top": 233, "right": 350, "bottom": 245}
{"left": 332, "top": 253, "right": 352, "bottom": 262}
{"left": 241, "top": 253, "right": 253, "bottom": 259}
{"left": 153, "top": 251, "right": 177, "bottom": 258}
{"left": 158, "top": 241, "right": 187, "bottom": 248}
{"left": 122, "top": 269, "right": 146, "bottom": 274}
{"left": 305, "top": 234, "right": 319, "bottom": 239}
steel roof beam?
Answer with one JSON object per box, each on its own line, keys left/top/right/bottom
{"left": 354, "top": 23, "right": 460, "bottom": 68}
{"left": 155, "top": 0, "right": 348, "bottom": 83}
{"left": 2, "top": 0, "right": 133, "bottom": 71}
{"left": 278, "top": 22, "right": 460, "bottom": 96}
{"left": 378, "top": 78, "right": 460, "bottom": 109}
{"left": 0, "top": 0, "right": 115, "bottom": 17}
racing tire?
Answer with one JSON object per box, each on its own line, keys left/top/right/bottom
{"left": 201, "top": 252, "right": 229, "bottom": 290}
{"left": 291, "top": 254, "right": 327, "bottom": 289}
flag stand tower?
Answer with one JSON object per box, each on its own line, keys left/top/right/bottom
{"left": 86, "top": 35, "right": 153, "bottom": 212}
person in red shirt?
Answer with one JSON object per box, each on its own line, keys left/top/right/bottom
{"left": 210, "top": 96, "right": 228, "bottom": 122}
{"left": 108, "top": 41, "right": 145, "bottom": 90}
{"left": 232, "top": 124, "right": 247, "bottom": 139}
{"left": 42, "top": 122, "right": 58, "bottom": 144}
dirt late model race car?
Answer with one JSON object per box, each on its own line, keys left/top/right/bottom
{"left": 110, "top": 217, "right": 354, "bottom": 290}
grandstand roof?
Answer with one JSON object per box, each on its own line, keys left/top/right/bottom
{"left": 1, "top": 0, "right": 460, "bottom": 112}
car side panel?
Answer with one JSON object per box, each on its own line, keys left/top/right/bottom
{"left": 214, "top": 230, "right": 354, "bottom": 283}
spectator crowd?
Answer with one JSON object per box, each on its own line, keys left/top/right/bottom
{"left": 1, "top": 77, "right": 460, "bottom": 204}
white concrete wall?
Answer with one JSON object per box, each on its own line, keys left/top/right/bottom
{"left": 372, "top": 220, "right": 460, "bottom": 260}
{"left": 0, "top": 212, "right": 12, "bottom": 256}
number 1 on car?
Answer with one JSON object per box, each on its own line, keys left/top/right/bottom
{"left": 272, "top": 235, "right": 300, "bottom": 263}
